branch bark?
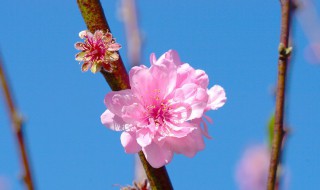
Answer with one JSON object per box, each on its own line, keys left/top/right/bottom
{"left": 0, "top": 55, "right": 35, "bottom": 190}
{"left": 76, "top": 1, "right": 173, "bottom": 189}
{"left": 267, "top": 0, "right": 292, "bottom": 189}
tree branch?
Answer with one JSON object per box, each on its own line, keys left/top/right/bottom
{"left": 267, "top": 0, "right": 292, "bottom": 189}
{"left": 76, "top": 1, "right": 173, "bottom": 189}
{"left": 0, "top": 55, "right": 35, "bottom": 190}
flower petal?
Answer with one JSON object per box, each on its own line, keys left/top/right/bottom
{"left": 75, "top": 52, "right": 86, "bottom": 61}
{"left": 142, "top": 142, "right": 173, "bottom": 168}
{"left": 136, "top": 127, "right": 153, "bottom": 148}
{"left": 79, "top": 30, "right": 92, "bottom": 39}
{"left": 150, "top": 61, "right": 177, "bottom": 99}
{"left": 172, "top": 83, "right": 208, "bottom": 120}
{"left": 149, "top": 53, "right": 157, "bottom": 65}
{"left": 122, "top": 103, "right": 146, "bottom": 124}
{"left": 104, "top": 32, "right": 113, "bottom": 42}
{"left": 129, "top": 66, "right": 156, "bottom": 105}
{"left": 207, "top": 85, "right": 227, "bottom": 110}
{"left": 81, "top": 62, "right": 91, "bottom": 72}
{"left": 166, "top": 127, "right": 205, "bottom": 157}
{"left": 104, "top": 89, "right": 141, "bottom": 119}
{"left": 74, "top": 42, "right": 85, "bottom": 50}
{"left": 176, "top": 64, "right": 209, "bottom": 89}
{"left": 90, "top": 62, "right": 102, "bottom": 73}
{"left": 121, "top": 132, "right": 141, "bottom": 153}
{"left": 163, "top": 121, "right": 196, "bottom": 139}
{"left": 156, "top": 49, "right": 182, "bottom": 67}
{"left": 94, "top": 30, "right": 104, "bottom": 40}
{"left": 108, "top": 52, "right": 119, "bottom": 61}
{"left": 101, "top": 109, "right": 130, "bottom": 131}
{"left": 108, "top": 43, "right": 121, "bottom": 51}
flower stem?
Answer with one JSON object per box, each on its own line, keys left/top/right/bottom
{"left": 77, "top": 1, "right": 173, "bottom": 189}
{"left": 138, "top": 152, "right": 173, "bottom": 190}
{"left": 0, "top": 55, "right": 35, "bottom": 190}
{"left": 267, "top": 0, "right": 292, "bottom": 189}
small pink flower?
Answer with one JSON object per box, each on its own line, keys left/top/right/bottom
{"left": 235, "top": 145, "right": 270, "bottom": 190}
{"left": 101, "top": 50, "right": 226, "bottom": 168}
{"left": 75, "top": 30, "right": 121, "bottom": 73}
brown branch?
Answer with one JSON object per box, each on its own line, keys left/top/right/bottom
{"left": 76, "top": 1, "right": 173, "bottom": 189}
{"left": 77, "top": 0, "right": 129, "bottom": 91}
{"left": 0, "top": 55, "right": 35, "bottom": 190}
{"left": 267, "top": 0, "right": 292, "bottom": 189}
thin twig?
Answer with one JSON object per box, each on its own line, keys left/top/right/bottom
{"left": 76, "top": 1, "right": 173, "bottom": 189}
{"left": 0, "top": 55, "right": 35, "bottom": 190}
{"left": 267, "top": 0, "right": 292, "bottom": 189}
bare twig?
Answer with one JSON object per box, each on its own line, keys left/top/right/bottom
{"left": 76, "top": 1, "right": 173, "bottom": 189}
{"left": 267, "top": 0, "right": 292, "bottom": 189}
{"left": 0, "top": 55, "right": 35, "bottom": 190}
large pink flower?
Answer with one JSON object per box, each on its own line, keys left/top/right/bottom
{"left": 101, "top": 50, "right": 226, "bottom": 168}
{"left": 75, "top": 30, "right": 121, "bottom": 73}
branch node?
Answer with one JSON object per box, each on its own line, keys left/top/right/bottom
{"left": 278, "top": 43, "right": 293, "bottom": 58}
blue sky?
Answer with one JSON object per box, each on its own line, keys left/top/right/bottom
{"left": 1, "top": 0, "right": 320, "bottom": 189}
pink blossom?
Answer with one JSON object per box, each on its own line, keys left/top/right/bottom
{"left": 75, "top": 30, "right": 121, "bottom": 73}
{"left": 235, "top": 145, "right": 270, "bottom": 190}
{"left": 101, "top": 50, "right": 226, "bottom": 168}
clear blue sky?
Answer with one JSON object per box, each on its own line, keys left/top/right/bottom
{"left": 1, "top": 0, "right": 320, "bottom": 189}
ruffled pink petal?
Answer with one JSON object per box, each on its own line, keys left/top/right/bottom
{"left": 156, "top": 49, "right": 182, "bottom": 67}
{"left": 207, "top": 85, "right": 227, "bottom": 110}
{"left": 201, "top": 118, "right": 213, "bottom": 139}
{"left": 142, "top": 142, "right": 173, "bottom": 168}
{"left": 104, "top": 89, "right": 141, "bottom": 117}
{"left": 172, "top": 83, "right": 208, "bottom": 120}
{"left": 136, "top": 127, "right": 153, "bottom": 148}
{"left": 163, "top": 121, "right": 196, "bottom": 139}
{"left": 166, "top": 126, "right": 205, "bottom": 157}
{"left": 191, "top": 118, "right": 212, "bottom": 139}
{"left": 129, "top": 66, "right": 156, "bottom": 105}
{"left": 101, "top": 109, "right": 130, "bottom": 131}
{"left": 168, "top": 49, "right": 183, "bottom": 66}
{"left": 121, "top": 103, "right": 146, "bottom": 124}
{"left": 176, "top": 63, "right": 209, "bottom": 89}
{"left": 152, "top": 51, "right": 182, "bottom": 97}
{"left": 121, "top": 132, "right": 141, "bottom": 153}
{"left": 149, "top": 53, "right": 177, "bottom": 99}
{"left": 193, "top": 69, "right": 209, "bottom": 88}
{"left": 166, "top": 101, "right": 191, "bottom": 124}
{"left": 149, "top": 53, "right": 157, "bottom": 65}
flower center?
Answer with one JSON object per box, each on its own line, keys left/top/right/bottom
{"left": 85, "top": 39, "right": 106, "bottom": 61}
{"left": 144, "top": 89, "right": 172, "bottom": 126}
{"left": 146, "top": 102, "right": 171, "bottom": 126}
